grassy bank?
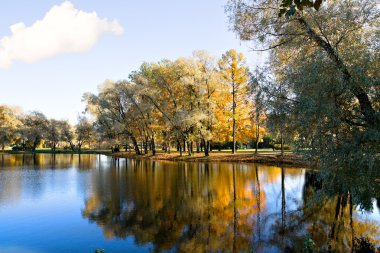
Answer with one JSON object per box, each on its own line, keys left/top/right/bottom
{"left": 1, "top": 149, "right": 311, "bottom": 167}
{"left": 112, "top": 150, "right": 310, "bottom": 167}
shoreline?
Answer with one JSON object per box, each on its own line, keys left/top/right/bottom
{"left": 112, "top": 151, "right": 312, "bottom": 168}
{"left": 1, "top": 150, "right": 314, "bottom": 168}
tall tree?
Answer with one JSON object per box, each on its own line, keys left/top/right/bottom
{"left": 22, "top": 111, "right": 48, "bottom": 152}
{"left": 84, "top": 81, "right": 142, "bottom": 155}
{"left": 75, "top": 115, "right": 94, "bottom": 152}
{"left": 218, "top": 49, "right": 250, "bottom": 153}
{"left": 249, "top": 72, "right": 266, "bottom": 154}
{"left": 226, "top": 0, "right": 379, "bottom": 127}
{"left": 226, "top": 0, "right": 379, "bottom": 169}
{"left": 46, "top": 119, "right": 62, "bottom": 152}
{"left": 61, "top": 120, "right": 76, "bottom": 151}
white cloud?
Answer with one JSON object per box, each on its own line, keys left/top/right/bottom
{"left": 0, "top": 1, "right": 124, "bottom": 68}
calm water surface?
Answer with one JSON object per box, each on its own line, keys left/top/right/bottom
{"left": 0, "top": 154, "right": 379, "bottom": 253}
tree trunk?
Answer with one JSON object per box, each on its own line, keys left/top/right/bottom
{"left": 328, "top": 193, "right": 343, "bottom": 249}
{"left": 255, "top": 124, "right": 259, "bottom": 155}
{"left": 33, "top": 141, "right": 37, "bottom": 153}
{"left": 70, "top": 142, "right": 75, "bottom": 152}
{"left": 177, "top": 139, "right": 182, "bottom": 157}
{"left": 297, "top": 17, "right": 377, "bottom": 127}
{"left": 151, "top": 137, "right": 156, "bottom": 156}
{"left": 232, "top": 85, "right": 236, "bottom": 154}
{"left": 144, "top": 139, "right": 148, "bottom": 155}
{"left": 130, "top": 135, "right": 141, "bottom": 155}
{"left": 204, "top": 140, "right": 210, "bottom": 157}
{"left": 187, "top": 141, "right": 192, "bottom": 156}
{"left": 196, "top": 141, "right": 200, "bottom": 153}
{"left": 281, "top": 132, "right": 284, "bottom": 156}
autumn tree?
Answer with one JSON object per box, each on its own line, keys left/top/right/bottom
{"left": 218, "top": 49, "right": 250, "bottom": 153}
{"left": 84, "top": 81, "right": 142, "bottom": 154}
{"left": 132, "top": 60, "right": 194, "bottom": 156}
{"left": 192, "top": 51, "right": 220, "bottom": 156}
{"left": 0, "top": 105, "right": 21, "bottom": 152}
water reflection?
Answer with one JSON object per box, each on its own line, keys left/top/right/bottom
{"left": 0, "top": 153, "right": 97, "bottom": 170}
{"left": 0, "top": 154, "right": 379, "bottom": 252}
{"left": 81, "top": 159, "right": 379, "bottom": 252}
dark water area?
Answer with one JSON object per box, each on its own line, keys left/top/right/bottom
{"left": 0, "top": 154, "right": 379, "bottom": 253}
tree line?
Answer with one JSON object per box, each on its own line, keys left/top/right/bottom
{"left": 84, "top": 49, "right": 267, "bottom": 156}
{"left": 0, "top": 50, "right": 271, "bottom": 155}
{"left": 0, "top": 106, "right": 94, "bottom": 153}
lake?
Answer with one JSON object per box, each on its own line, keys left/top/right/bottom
{"left": 0, "top": 154, "right": 379, "bottom": 252}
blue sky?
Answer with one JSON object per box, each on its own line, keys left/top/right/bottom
{"left": 0, "top": 0, "right": 263, "bottom": 123}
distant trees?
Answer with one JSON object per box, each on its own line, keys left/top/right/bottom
{"left": 0, "top": 106, "right": 98, "bottom": 152}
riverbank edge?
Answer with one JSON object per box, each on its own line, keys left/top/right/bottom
{"left": 111, "top": 152, "right": 314, "bottom": 168}
{"left": 1, "top": 150, "right": 111, "bottom": 155}
{"left": 0, "top": 150, "right": 314, "bottom": 168}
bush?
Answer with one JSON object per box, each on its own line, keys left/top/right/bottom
{"left": 11, "top": 145, "right": 23, "bottom": 151}
{"left": 353, "top": 237, "right": 376, "bottom": 253}
{"left": 273, "top": 144, "right": 291, "bottom": 150}
{"left": 303, "top": 236, "right": 316, "bottom": 253}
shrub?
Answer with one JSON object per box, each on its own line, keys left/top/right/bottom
{"left": 11, "top": 145, "right": 23, "bottom": 151}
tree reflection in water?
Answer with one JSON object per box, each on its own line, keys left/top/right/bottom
{"left": 82, "top": 158, "right": 380, "bottom": 252}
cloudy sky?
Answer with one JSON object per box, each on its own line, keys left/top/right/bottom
{"left": 0, "top": 0, "right": 262, "bottom": 123}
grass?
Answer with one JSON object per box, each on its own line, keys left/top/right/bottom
{"left": 218, "top": 148, "right": 292, "bottom": 153}
{"left": 113, "top": 149, "right": 310, "bottom": 167}
{"left": 1, "top": 148, "right": 309, "bottom": 167}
